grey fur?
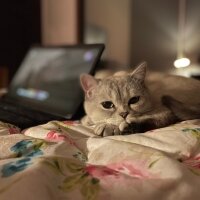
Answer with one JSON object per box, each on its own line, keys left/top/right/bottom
{"left": 80, "top": 62, "right": 200, "bottom": 136}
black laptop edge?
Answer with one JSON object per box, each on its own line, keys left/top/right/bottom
{"left": 2, "top": 43, "right": 105, "bottom": 121}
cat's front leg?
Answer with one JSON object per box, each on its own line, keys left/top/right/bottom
{"left": 126, "top": 110, "right": 178, "bottom": 134}
{"left": 125, "top": 115, "right": 155, "bottom": 134}
{"left": 119, "top": 121, "right": 129, "bottom": 132}
{"left": 94, "top": 123, "right": 121, "bottom": 136}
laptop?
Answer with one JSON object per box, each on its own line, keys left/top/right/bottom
{"left": 0, "top": 44, "right": 105, "bottom": 129}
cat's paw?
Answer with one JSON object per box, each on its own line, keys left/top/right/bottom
{"left": 119, "top": 121, "right": 129, "bottom": 132}
{"left": 119, "top": 121, "right": 139, "bottom": 135}
{"left": 126, "top": 114, "right": 138, "bottom": 124}
{"left": 125, "top": 114, "right": 146, "bottom": 134}
{"left": 94, "top": 123, "right": 121, "bottom": 136}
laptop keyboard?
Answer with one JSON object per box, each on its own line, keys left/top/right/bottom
{"left": 0, "top": 101, "right": 50, "bottom": 120}
{"left": 0, "top": 100, "right": 64, "bottom": 128}
{"left": 0, "top": 109, "right": 35, "bottom": 128}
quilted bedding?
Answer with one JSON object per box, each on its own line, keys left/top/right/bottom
{"left": 0, "top": 119, "right": 200, "bottom": 200}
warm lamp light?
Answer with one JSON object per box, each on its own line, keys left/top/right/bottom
{"left": 174, "top": 57, "right": 190, "bottom": 68}
{"left": 174, "top": 0, "right": 190, "bottom": 68}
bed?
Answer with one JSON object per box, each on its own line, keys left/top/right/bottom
{"left": 0, "top": 119, "right": 200, "bottom": 200}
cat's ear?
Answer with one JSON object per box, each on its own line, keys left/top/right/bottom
{"left": 130, "top": 62, "right": 147, "bottom": 83}
{"left": 80, "top": 74, "right": 98, "bottom": 93}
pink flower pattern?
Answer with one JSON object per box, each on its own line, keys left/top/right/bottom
{"left": 108, "top": 161, "right": 154, "bottom": 179}
{"left": 85, "top": 165, "right": 119, "bottom": 179}
{"left": 63, "top": 120, "right": 79, "bottom": 126}
{"left": 45, "top": 130, "right": 78, "bottom": 147}
{"left": 46, "top": 131, "right": 67, "bottom": 142}
{"left": 183, "top": 155, "right": 200, "bottom": 169}
{"left": 8, "top": 128, "right": 20, "bottom": 135}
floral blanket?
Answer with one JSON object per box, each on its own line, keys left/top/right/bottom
{"left": 0, "top": 120, "right": 200, "bottom": 200}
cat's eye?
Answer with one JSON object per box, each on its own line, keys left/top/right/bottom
{"left": 101, "top": 101, "right": 115, "bottom": 109}
{"left": 128, "top": 96, "right": 140, "bottom": 105}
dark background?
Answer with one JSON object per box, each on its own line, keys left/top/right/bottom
{"left": 1, "top": 0, "right": 200, "bottom": 83}
{"left": 0, "top": 0, "right": 41, "bottom": 80}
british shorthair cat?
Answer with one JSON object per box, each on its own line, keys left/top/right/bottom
{"left": 80, "top": 62, "right": 200, "bottom": 136}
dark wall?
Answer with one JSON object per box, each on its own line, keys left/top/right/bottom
{"left": 0, "top": 0, "right": 41, "bottom": 80}
{"left": 131, "top": 0, "right": 178, "bottom": 71}
{"left": 187, "top": 0, "right": 200, "bottom": 62}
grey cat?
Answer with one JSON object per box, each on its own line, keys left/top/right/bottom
{"left": 162, "top": 95, "right": 200, "bottom": 121}
{"left": 80, "top": 62, "right": 200, "bottom": 136}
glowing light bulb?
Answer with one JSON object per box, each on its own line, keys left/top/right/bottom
{"left": 174, "top": 57, "right": 190, "bottom": 68}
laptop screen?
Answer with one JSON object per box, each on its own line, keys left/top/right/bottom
{"left": 8, "top": 44, "right": 104, "bottom": 118}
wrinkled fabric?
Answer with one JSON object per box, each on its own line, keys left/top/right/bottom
{"left": 0, "top": 120, "right": 200, "bottom": 200}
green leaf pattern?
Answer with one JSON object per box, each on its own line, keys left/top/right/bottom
{"left": 182, "top": 128, "right": 200, "bottom": 140}
{"left": 41, "top": 157, "right": 100, "bottom": 200}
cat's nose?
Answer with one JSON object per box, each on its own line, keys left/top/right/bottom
{"left": 119, "top": 112, "right": 128, "bottom": 119}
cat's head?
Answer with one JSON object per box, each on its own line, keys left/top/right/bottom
{"left": 80, "top": 62, "right": 153, "bottom": 125}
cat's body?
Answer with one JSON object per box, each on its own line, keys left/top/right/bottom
{"left": 80, "top": 63, "right": 200, "bottom": 136}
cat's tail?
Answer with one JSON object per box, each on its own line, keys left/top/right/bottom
{"left": 162, "top": 95, "right": 200, "bottom": 120}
